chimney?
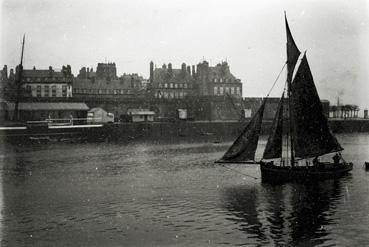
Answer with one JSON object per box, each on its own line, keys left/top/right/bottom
{"left": 192, "top": 65, "right": 196, "bottom": 77}
{"left": 168, "top": 63, "right": 172, "bottom": 74}
{"left": 9, "top": 68, "right": 15, "bottom": 81}
{"left": 2, "top": 65, "right": 8, "bottom": 80}
{"left": 162, "top": 64, "right": 167, "bottom": 69}
{"left": 181, "top": 63, "right": 186, "bottom": 73}
{"left": 67, "top": 65, "right": 71, "bottom": 76}
{"left": 150, "top": 61, "right": 154, "bottom": 83}
{"left": 187, "top": 66, "right": 191, "bottom": 74}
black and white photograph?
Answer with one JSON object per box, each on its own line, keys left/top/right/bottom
{"left": 1, "top": 0, "right": 369, "bottom": 246}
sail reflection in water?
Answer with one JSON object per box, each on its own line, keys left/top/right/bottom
{"left": 222, "top": 178, "right": 347, "bottom": 246}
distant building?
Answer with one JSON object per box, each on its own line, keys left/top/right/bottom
{"left": 127, "top": 108, "right": 155, "bottom": 122}
{"left": 73, "top": 62, "right": 145, "bottom": 98}
{"left": 150, "top": 61, "right": 196, "bottom": 99}
{"left": 196, "top": 61, "right": 242, "bottom": 97}
{"left": 20, "top": 65, "right": 73, "bottom": 98}
{"left": 78, "top": 62, "right": 117, "bottom": 80}
{"left": 149, "top": 60, "right": 242, "bottom": 99}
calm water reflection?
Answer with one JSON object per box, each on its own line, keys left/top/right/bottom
{"left": 0, "top": 133, "right": 369, "bottom": 246}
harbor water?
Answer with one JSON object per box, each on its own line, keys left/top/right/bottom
{"left": 0, "top": 133, "right": 369, "bottom": 246}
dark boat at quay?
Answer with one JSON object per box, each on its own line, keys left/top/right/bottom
{"left": 216, "top": 13, "right": 353, "bottom": 183}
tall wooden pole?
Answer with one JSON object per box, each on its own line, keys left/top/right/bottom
{"left": 13, "top": 34, "right": 25, "bottom": 121}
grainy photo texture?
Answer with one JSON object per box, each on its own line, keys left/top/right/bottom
{"left": 1, "top": 0, "right": 369, "bottom": 246}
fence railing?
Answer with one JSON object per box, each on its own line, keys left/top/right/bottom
{"left": 26, "top": 118, "right": 102, "bottom": 126}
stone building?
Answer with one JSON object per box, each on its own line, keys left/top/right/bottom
{"left": 20, "top": 65, "right": 73, "bottom": 98}
{"left": 150, "top": 61, "right": 196, "bottom": 99}
{"left": 149, "top": 60, "right": 243, "bottom": 99}
{"left": 196, "top": 61, "right": 242, "bottom": 97}
{"left": 73, "top": 62, "right": 145, "bottom": 98}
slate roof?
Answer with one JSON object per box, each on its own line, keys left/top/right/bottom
{"left": 153, "top": 68, "right": 194, "bottom": 85}
{"left": 73, "top": 74, "right": 143, "bottom": 90}
{"left": 127, "top": 109, "right": 155, "bottom": 115}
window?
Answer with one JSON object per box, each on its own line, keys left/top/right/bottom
{"left": 214, "top": 87, "right": 218, "bottom": 95}
{"left": 225, "top": 87, "right": 229, "bottom": 94}
{"left": 44, "top": 85, "right": 49, "bottom": 97}
{"left": 214, "top": 78, "right": 217, "bottom": 83}
{"left": 36, "top": 85, "right": 42, "bottom": 97}
{"left": 62, "top": 85, "right": 67, "bottom": 97}
{"left": 230, "top": 87, "right": 234, "bottom": 95}
{"left": 164, "top": 83, "right": 168, "bottom": 88}
{"left": 219, "top": 87, "right": 224, "bottom": 95}
{"left": 163, "top": 92, "right": 168, "bottom": 98}
{"left": 184, "top": 84, "right": 188, "bottom": 89}
{"left": 220, "top": 78, "right": 223, "bottom": 83}
{"left": 170, "top": 83, "right": 173, "bottom": 88}
{"left": 51, "top": 86, "right": 57, "bottom": 97}
{"left": 236, "top": 87, "right": 241, "bottom": 96}
{"left": 175, "top": 84, "right": 178, "bottom": 88}
{"left": 179, "top": 91, "right": 184, "bottom": 98}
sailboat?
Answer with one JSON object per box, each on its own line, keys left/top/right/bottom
{"left": 216, "top": 14, "right": 353, "bottom": 183}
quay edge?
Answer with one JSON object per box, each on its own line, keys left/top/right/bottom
{"left": 2, "top": 119, "right": 369, "bottom": 144}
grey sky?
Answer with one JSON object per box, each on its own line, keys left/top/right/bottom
{"left": 1, "top": 0, "right": 368, "bottom": 109}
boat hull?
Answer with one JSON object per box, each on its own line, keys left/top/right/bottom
{"left": 260, "top": 162, "right": 353, "bottom": 183}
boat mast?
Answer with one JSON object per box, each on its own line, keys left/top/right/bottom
{"left": 287, "top": 66, "right": 295, "bottom": 167}
{"left": 20, "top": 34, "right": 25, "bottom": 66}
{"left": 13, "top": 34, "right": 25, "bottom": 121}
{"left": 284, "top": 13, "right": 300, "bottom": 167}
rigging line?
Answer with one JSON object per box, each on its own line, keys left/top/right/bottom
{"left": 225, "top": 93, "right": 243, "bottom": 119}
{"left": 220, "top": 164, "right": 259, "bottom": 180}
{"left": 266, "top": 62, "right": 287, "bottom": 98}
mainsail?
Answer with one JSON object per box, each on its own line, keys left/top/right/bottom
{"left": 263, "top": 93, "right": 284, "bottom": 159}
{"left": 291, "top": 53, "right": 343, "bottom": 158}
{"left": 218, "top": 100, "right": 266, "bottom": 162}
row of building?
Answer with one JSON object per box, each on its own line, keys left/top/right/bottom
{"left": 0, "top": 60, "right": 243, "bottom": 101}
{"left": 3, "top": 60, "right": 351, "bottom": 124}
{"left": 0, "top": 60, "right": 246, "bottom": 123}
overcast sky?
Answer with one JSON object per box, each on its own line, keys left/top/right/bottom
{"left": 1, "top": 0, "right": 369, "bottom": 109}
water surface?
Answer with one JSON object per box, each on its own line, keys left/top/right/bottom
{"left": 0, "top": 133, "right": 368, "bottom": 246}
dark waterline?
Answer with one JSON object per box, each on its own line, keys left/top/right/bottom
{"left": 0, "top": 133, "right": 369, "bottom": 246}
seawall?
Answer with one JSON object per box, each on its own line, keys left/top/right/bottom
{"left": 104, "top": 119, "right": 369, "bottom": 143}
{"left": 2, "top": 119, "right": 369, "bottom": 144}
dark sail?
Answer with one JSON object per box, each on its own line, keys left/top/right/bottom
{"left": 291, "top": 53, "right": 343, "bottom": 158}
{"left": 218, "top": 100, "right": 266, "bottom": 162}
{"left": 285, "top": 13, "right": 301, "bottom": 84}
{"left": 263, "top": 93, "right": 284, "bottom": 159}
